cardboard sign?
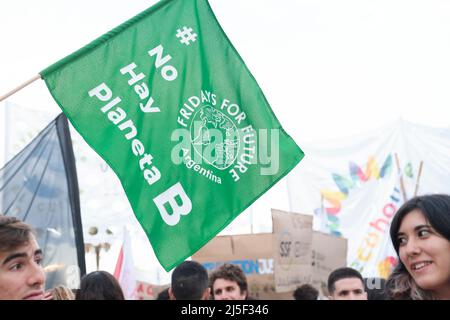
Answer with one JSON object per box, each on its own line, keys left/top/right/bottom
{"left": 311, "top": 231, "right": 348, "bottom": 296}
{"left": 271, "top": 209, "right": 313, "bottom": 292}
{"left": 193, "top": 233, "right": 293, "bottom": 300}
{"left": 192, "top": 211, "right": 347, "bottom": 299}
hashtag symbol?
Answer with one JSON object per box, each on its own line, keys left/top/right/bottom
{"left": 176, "top": 26, "right": 197, "bottom": 46}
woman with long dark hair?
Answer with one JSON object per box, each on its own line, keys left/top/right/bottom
{"left": 387, "top": 194, "right": 450, "bottom": 300}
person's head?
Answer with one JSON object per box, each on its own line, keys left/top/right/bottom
{"left": 388, "top": 194, "right": 450, "bottom": 300}
{"left": 169, "top": 260, "right": 210, "bottom": 300}
{"left": 293, "top": 284, "right": 319, "bottom": 300}
{"left": 0, "top": 216, "right": 46, "bottom": 300}
{"left": 209, "top": 263, "right": 248, "bottom": 300}
{"left": 327, "top": 267, "right": 367, "bottom": 300}
{"left": 364, "top": 277, "right": 387, "bottom": 300}
{"left": 51, "top": 285, "right": 75, "bottom": 300}
{"left": 156, "top": 287, "right": 170, "bottom": 300}
{"left": 75, "top": 271, "right": 125, "bottom": 300}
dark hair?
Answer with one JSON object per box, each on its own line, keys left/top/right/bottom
{"left": 293, "top": 284, "right": 319, "bottom": 300}
{"left": 327, "top": 267, "right": 364, "bottom": 294}
{"left": 209, "top": 263, "right": 248, "bottom": 298}
{"left": 156, "top": 287, "right": 170, "bottom": 300}
{"left": 75, "top": 271, "right": 125, "bottom": 300}
{"left": 0, "top": 216, "right": 34, "bottom": 252}
{"left": 364, "top": 278, "right": 387, "bottom": 300}
{"left": 171, "top": 261, "right": 209, "bottom": 300}
{"left": 387, "top": 194, "right": 450, "bottom": 300}
{"left": 390, "top": 194, "right": 450, "bottom": 255}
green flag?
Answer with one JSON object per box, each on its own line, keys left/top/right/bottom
{"left": 41, "top": 0, "right": 304, "bottom": 271}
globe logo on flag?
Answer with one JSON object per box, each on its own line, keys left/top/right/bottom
{"left": 190, "top": 105, "right": 240, "bottom": 170}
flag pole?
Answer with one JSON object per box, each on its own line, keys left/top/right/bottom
{"left": 0, "top": 75, "right": 41, "bottom": 102}
{"left": 413, "top": 161, "right": 424, "bottom": 197}
{"left": 394, "top": 153, "right": 408, "bottom": 201}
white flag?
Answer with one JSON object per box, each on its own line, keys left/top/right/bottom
{"left": 113, "top": 227, "right": 137, "bottom": 299}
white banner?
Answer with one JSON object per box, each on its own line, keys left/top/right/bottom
{"left": 287, "top": 119, "right": 450, "bottom": 278}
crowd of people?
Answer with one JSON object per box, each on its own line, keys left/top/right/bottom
{"left": 0, "top": 194, "right": 449, "bottom": 300}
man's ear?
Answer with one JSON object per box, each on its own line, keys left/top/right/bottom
{"left": 202, "top": 287, "right": 211, "bottom": 300}
{"left": 168, "top": 287, "right": 176, "bottom": 300}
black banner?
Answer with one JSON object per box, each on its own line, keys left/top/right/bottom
{"left": 0, "top": 113, "right": 85, "bottom": 289}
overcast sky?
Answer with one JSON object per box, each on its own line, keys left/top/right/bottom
{"left": 1, "top": 0, "right": 450, "bottom": 282}
{"left": 2, "top": 0, "right": 450, "bottom": 144}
